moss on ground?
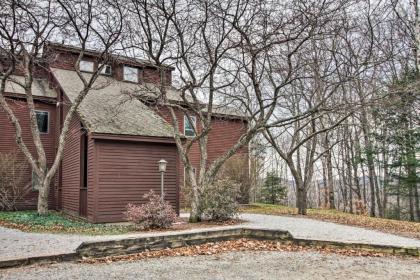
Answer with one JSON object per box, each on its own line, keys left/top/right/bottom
{"left": 0, "top": 211, "right": 136, "bottom": 235}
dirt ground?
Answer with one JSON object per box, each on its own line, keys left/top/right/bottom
{"left": 1, "top": 250, "right": 420, "bottom": 280}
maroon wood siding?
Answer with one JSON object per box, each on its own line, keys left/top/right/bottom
{"left": 207, "top": 117, "right": 248, "bottom": 163}
{"left": 93, "top": 140, "right": 178, "bottom": 223}
{"left": 0, "top": 97, "right": 56, "bottom": 209}
{"left": 155, "top": 106, "right": 249, "bottom": 206}
{"left": 60, "top": 112, "right": 82, "bottom": 216}
{"left": 47, "top": 46, "right": 172, "bottom": 86}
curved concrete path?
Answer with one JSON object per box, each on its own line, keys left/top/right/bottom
{"left": 1, "top": 213, "right": 419, "bottom": 262}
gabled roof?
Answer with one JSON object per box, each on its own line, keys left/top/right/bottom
{"left": 51, "top": 68, "right": 174, "bottom": 138}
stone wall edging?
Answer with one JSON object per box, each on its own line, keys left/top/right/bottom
{"left": 1, "top": 227, "right": 419, "bottom": 269}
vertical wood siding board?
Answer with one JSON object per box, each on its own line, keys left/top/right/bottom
{"left": 95, "top": 140, "right": 177, "bottom": 222}
{"left": 86, "top": 136, "right": 95, "bottom": 221}
{"left": 93, "top": 138, "right": 99, "bottom": 223}
{"left": 60, "top": 104, "right": 81, "bottom": 214}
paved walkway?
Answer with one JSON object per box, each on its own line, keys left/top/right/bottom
{"left": 1, "top": 213, "right": 420, "bottom": 262}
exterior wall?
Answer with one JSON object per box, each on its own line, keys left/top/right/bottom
{"left": 154, "top": 106, "right": 249, "bottom": 206}
{"left": 46, "top": 47, "right": 172, "bottom": 86}
{"left": 60, "top": 102, "right": 83, "bottom": 216}
{"left": 92, "top": 139, "right": 178, "bottom": 223}
{"left": 0, "top": 97, "right": 57, "bottom": 209}
{"left": 207, "top": 117, "right": 248, "bottom": 163}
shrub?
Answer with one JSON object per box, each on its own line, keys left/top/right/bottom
{"left": 124, "top": 190, "right": 177, "bottom": 230}
{"left": 201, "top": 179, "right": 240, "bottom": 221}
{"left": 260, "top": 171, "right": 287, "bottom": 205}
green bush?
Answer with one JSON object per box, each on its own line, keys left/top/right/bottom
{"left": 201, "top": 179, "right": 240, "bottom": 221}
{"left": 260, "top": 172, "right": 287, "bottom": 205}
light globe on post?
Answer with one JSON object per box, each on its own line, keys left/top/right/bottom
{"left": 158, "top": 159, "right": 167, "bottom": 201}
{"left": 158, "top": 159, "right": 167, "bottom": 173}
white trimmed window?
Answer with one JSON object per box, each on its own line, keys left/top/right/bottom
{"left": 184, "top": 115, "right": 196, "bottom": 137}
{"left": 99, "top": 64, "right": 112, "bottom": 75}
{"left": 79, "top": 60, "right": 94, "bottom": 72}
{"left": 35, "top": 110, "right": 49, "bottom": 134}
{"left": 123, "top": 66, "right": 138, "bottom": 82}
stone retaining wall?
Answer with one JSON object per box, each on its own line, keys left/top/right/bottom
{"left": 1, "top": 227, "right": 418, "bottom": 269}
{"left": 76, "top": 228, "right": 419, "bottom": 259}
{"left": 76, "top": 228, "right": 292, "bottom": 258}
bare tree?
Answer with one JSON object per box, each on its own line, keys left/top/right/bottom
{"left": 0, "top": 0, "right": 125, "bottom": 214}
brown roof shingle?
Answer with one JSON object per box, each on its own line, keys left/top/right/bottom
{"left": 51, "top": 68, "right": 174, "bottom": 137}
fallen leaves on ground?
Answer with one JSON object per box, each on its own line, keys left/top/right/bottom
{"left": 243, "top": 204, "right": 420, "bottom": 240}
{"left": 81, "top": 238, "right": 396, "bottom": 265}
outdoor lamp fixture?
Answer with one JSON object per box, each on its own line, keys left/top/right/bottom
{"left": 158, "top": 159, "right": 168, "bottom": 201}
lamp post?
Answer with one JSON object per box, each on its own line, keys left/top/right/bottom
{"left": 158, "top": 159, "right": 167, "bottom": 202}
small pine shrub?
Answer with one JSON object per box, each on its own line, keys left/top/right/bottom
{"left": 201, "top": 179, "right": 240, "bottom": 221}
{"left": 124, "top": 190, "right": 177, "bottom": 230}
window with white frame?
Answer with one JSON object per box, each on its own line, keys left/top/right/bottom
{"left": 184, "top": 115, "right": 196, "bottom": 137}
{"left": 123, "top": 66, "right": 138, "bottom": 82}
{"left": 79, "top": 60, "right": 94, "bottom": 72}
{"left": 99, "top": 64, "right": 112, "bottom": 75}
{"left": 35, "top": 110, "right": 49, "bottom": 134}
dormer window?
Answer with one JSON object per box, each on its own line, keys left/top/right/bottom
{"left": 123, "top": 66, "right": 138, "bottom": 83}
{"left": 79, "top": 60, "right": 94, "bottom": 72}
{"left": 100, "top": 64, "right": 112, "bottom": 76}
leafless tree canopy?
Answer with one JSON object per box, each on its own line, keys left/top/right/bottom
{"left": 0, "top": 0, "right": 418, "bottom": 220}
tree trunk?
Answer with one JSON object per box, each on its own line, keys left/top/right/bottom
{"left": 396, "top": 164, "right": 402, "bottom": 220}
{"left": 409, "top": 182, "right": 415, "bottom": 221}
{"left": 361, "top": 122, "right": 376, "bottom": 217}
{"left": 296, "top": 185, "right": 307, "bottom": 215}
{"left": 37, "top": 178, "right": 50, "bottom": 215}
{"left": 189, "top": 184, "right": 201, "bottom": 223}
{"left": 322, "top": 158, "right": 328, "bottom": 208}
{"left": 326, "top": 149, "right": 335, "bottom": 209}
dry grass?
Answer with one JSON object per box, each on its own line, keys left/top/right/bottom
{"left": 243, "top": 203, "right": 420, "bottom": 240}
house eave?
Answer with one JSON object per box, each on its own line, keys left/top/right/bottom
{"left": 90, "top": 132, "right": 176, "bottom": 144}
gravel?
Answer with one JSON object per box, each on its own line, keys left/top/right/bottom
{"left": 239, "top": 213, "right": 420, "bottom": 248}
{"left": 0, "top": 227, "right": 99, "bottom": 261}
{"left": 1, "top": 213, "right": 420, "bottom": 262}
{"left": 1, "top": 250, "right": 420, "bottom": 280}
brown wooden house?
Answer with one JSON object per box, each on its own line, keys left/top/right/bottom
{"left": 0, "top": 43, "right": 249, "bottom": 223}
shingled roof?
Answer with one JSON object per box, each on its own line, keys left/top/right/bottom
{"left": 51, "top": 68, "right": 174, "bottom": 138}
{"left": 5, "top": 75, "right": 57, "bottom": 98}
